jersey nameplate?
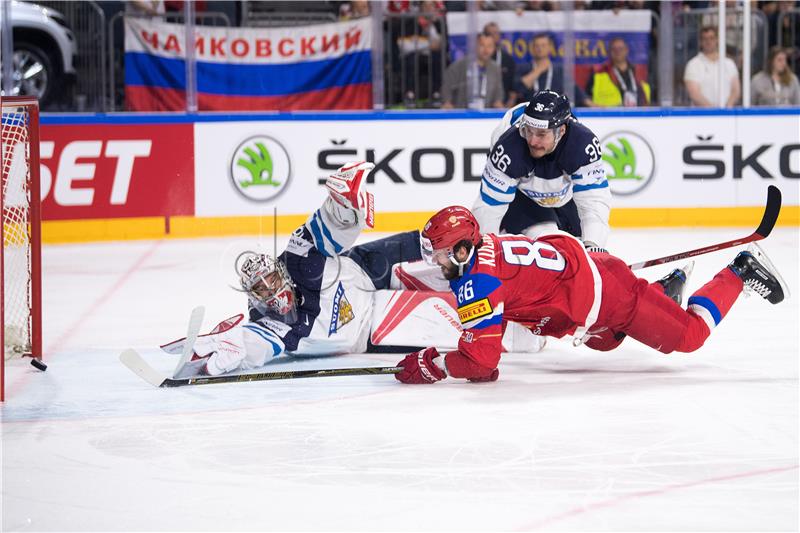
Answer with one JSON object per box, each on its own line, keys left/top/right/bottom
{"left": 457, "top": 298, "right": 493, "bottom": 323}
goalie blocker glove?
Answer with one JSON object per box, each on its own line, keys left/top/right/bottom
{"left": 325, "top": 161, "right": 375, "bottom": 229}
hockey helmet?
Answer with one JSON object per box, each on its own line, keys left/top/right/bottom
{"left": 520, "top": 90, "right": 572, "bottom": 131}
{"left": 236, "top": 252, "right": 298, "bottom": 323}
{"left": 420, "top": 206, "right": 482, "bottom": 267}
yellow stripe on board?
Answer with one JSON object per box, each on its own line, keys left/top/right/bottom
{"left": 41, "top": 206, "right": 800, "bottom": 244}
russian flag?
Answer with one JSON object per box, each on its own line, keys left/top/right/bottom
{"left": 124, "top": 17, "right": 373, "bottom": 111}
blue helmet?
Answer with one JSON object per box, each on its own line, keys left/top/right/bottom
{"left": 522, "top": 90, "right": 572, "bottom": 129}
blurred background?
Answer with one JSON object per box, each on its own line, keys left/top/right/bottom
{"left": 1, "top": 0, "right": 798, "bottom": 112}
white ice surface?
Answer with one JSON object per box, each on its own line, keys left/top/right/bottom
{"left": 2, "top": 228, "right": 798, "bottom": 532}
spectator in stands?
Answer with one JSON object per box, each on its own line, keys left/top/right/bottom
{"left": 513, "top": 0, "right": 560, "bottom": 11}
{"left": 338, "top": 0, "right": 370, "bottom": 20}
{"left": 395, "top": 1, "right": 446, "bottom": 108}
{"left": 127, "top": 0, "right": 165, "bottom": 16}
{"left": 514, "top": 33, "right": 563, "bottom": 104}
{"left": 388, "top": 0, "right": 412, "bottom": 12}
{"left": 684, "top": 25, "right": 741, "bottom": 107}
{"left": 441, "top": 32, "right": 505, "bottom": 109}
{"left": 483, "top": 22, "right": 517, "bottom": 106}
{"left": 774, "top": 1, "right": 800, "bottom": 77}
{"left": 584, "top": 37, "right": 651, "bottom": 107}
{"left": 751, "top": 46, "right": 800, "bottom": 105}
{"left": 478, "top": 1, "right": 518, "bottom": 9}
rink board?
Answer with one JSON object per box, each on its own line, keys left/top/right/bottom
{"left": 39, "top": 109, "right": 800, "bottom": 242}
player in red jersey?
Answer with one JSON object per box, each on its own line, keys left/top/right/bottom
{"left": 394, "top": 206, "right": 788, "bottom": 384}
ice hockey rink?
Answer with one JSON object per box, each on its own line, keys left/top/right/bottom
{"left": 2, "top": 227, "right": 798, "bottom": 531}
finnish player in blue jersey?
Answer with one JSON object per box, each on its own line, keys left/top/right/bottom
{"left": 476, "top": 89, "right": 611, "bottom": 253}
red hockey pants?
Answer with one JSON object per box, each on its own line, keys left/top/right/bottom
{"left": 584, "top": 253, "right": 744, "bottom": 354}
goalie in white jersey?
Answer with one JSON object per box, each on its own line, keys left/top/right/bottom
{"left": 162, "top": 161, "right": 431, "bottom": 377}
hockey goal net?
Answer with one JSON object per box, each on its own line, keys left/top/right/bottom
{"left": 1, "top": 96, "right": 42, "bottom": 401}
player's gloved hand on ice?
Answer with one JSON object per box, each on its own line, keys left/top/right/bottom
{"left": 584, "top": 241, "right": 608, "bottom": 254}
{"left": 395, "top": 347, "right": 447, "bottom": 384}
{"left": 325, "top": 161, "right": 375, "bottom": 228}
{"left": 468, "top": 368, "right": 499, "bottom": 383}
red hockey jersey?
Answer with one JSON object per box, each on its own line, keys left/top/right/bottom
{"left": 444, "top": 232, "right": 602, "bottom": 377}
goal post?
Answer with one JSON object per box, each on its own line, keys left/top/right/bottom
{"left": 1, "top": 96, "right": 41, "bottom": 402}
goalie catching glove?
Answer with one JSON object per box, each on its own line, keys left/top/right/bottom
{"left": 325, "top": 161, "right": 375, "bottom": 229}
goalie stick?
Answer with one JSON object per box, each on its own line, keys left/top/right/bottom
{"left": 120, "top": 348, "right": 401, "bottom": 388}
{"left": 628, "top": 185, "right": 782, "bottom": 270}
{"left": 171, "top": 306, "right": 205, "bottom": 377}
{"left": 119, "top": 306, "right": 204, "bottom": 384}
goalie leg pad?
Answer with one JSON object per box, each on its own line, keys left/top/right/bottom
{"left": 501, "top": 321, "right": 547, "bottom": 353}
{"left": 520, "top": 221, "right": 560, "bottom": 240}
{"left": 391, "top": 260, "right": 451, "bottom": 292}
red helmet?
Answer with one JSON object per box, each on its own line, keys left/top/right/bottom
{"left": 421, "top": 206, "right": 481, "bottom": 262}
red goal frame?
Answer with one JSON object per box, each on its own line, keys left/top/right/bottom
{"left": 1, "top": 95, "right": 42, "bottom": 402}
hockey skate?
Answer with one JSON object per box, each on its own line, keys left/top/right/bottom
{"left": 656, "top": 261, "right": 694, "bottom": 306}
{"left": 728, "top": 243, "right": 789, "bottom": 304}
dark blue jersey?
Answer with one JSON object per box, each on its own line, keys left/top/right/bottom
{"left": 476, "top": 108, "right": 611, "bottom": 247}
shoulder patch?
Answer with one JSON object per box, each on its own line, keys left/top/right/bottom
{"left": 457, "top": 297, "right": 493, "bottom": 323}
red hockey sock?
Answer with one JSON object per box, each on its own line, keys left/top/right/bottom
{"left": 677, "top": 267, "right": 743, "bottom": 352}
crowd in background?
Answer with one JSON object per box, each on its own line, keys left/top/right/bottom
{"left": 323, "top": 0, "right": 800, "bottom": 108}
{"left": 58, "top": 0, "right": 800, "bottom": 110}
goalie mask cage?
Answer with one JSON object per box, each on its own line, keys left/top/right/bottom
{"left": 1, "top": 96, "right": 42, "bottom": 402}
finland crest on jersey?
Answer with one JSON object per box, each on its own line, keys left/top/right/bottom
{"left": 294, "top": 256, "right": 374, "bottom": 355}
{"left": 329, "top": 281, "right": 355, "bottom": 336}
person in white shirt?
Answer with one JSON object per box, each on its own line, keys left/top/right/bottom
{"left": 683, "top": 26, "right": 741, "bottom": 108}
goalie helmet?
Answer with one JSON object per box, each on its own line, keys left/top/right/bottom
{"left": 236, "top": 252, "right": 298, "bottom": 324}
{"left": 420, "top": 206, "right": 482, "bottom": 270}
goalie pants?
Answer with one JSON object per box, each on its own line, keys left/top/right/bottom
{"left": 585, "top": 253, "right": 743, "bottom": 354}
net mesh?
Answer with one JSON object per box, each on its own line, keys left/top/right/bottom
{"left": 2, "top": 104, "right": 33, "bottom": 360}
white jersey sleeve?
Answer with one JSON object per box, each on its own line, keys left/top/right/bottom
{"left": 473, "top": 158, "right": 521, "bottom": 235}
{"left": 571, "top": 159, "right": 611, "bottom": 247}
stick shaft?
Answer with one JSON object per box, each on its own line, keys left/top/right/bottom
{"left": 628, "top": 185, "right": 781, "bottom": 270}
{"left": 162, "top": 366, "right": 402, "bottom": 387}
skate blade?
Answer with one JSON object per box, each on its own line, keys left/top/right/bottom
{"left": 746, "top": 243, "right": 791, "bottom": 301}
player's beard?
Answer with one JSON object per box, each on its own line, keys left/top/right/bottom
{"left": 440, "top": 262, "right": 460, "bottom": 280}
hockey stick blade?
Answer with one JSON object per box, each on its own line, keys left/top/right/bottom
{"left": 628, "top": 185, "right": 782, "bottom": 270}
{"left": 172, "top": 306, "right": 205, "bottom": 378}
{"left": 120, "top": 349, "right": 170, "bottom": 387}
